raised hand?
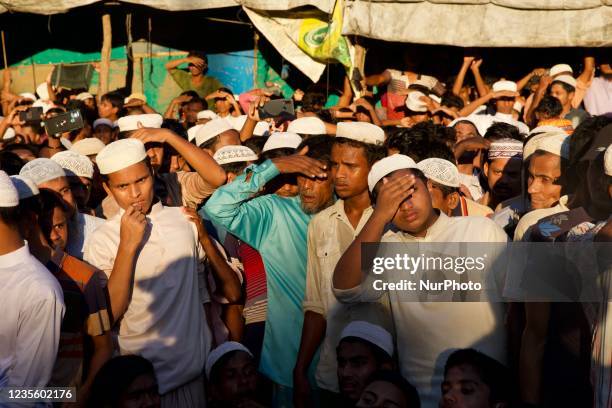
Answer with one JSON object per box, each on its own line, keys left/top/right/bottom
{"left": 373, "top": 172, "right": 416, "bottom": 224}
{"left": 271, "top": 146, "right": 327, "bottom": 178}
{"left": 119, "top": 205, "right": 147, "bottom": 251}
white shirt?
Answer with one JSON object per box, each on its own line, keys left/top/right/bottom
{"left": 492, "top": 112, "right": 530, "bottom": 135}
{"left": 0, "top": 243, "right": 65, "bottom": 387}
{"left": 513, "top": 195, "right": 570, "bottom": 241}
{"left": 333, "top": 213, "right": 508, "bottom": 408}
{"left": 84, "top": 202, "right": 210, "bottom": 394}
{"left": 67, "top": 212, "right": 104, "bottom": 260}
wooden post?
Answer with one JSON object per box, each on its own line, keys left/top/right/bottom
{"left": 1, "top": 31, "right": 7, "bottom": 69}
{"left": 352, "top": 41, "right": 366, "bottom": 98}
{"left": 99, "top": 13, "right": 112, "bottom": 101}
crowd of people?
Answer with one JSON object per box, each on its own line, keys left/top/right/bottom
{"left": 0, "top": 48, "right": 611, "bottom": 408}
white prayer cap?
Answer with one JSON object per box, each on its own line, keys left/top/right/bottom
{"left": 552, "top": 74, "right": 577, "bottom": 88}
{"left": 254, "top": 121, "right": 271, "bottom": 137}
{"left": 19, "top": 92, "right": 37, "bottom": 102}
{"left": 336, "top": 122, "right": 385, "bottom": 145}
{"left": 226, "top": 115, "right": 248, "bottom": 131}
{"left": 71, "top": 138, "right": 106, "bottom": 156}
{"left": 96, "top": 138, "right": 147, "bottom": 175}
{"left": 124, "top": 92, "right": 147, "bottom": 104}
{"left": 428, "top": 94, "right": 442, "bottom": 104}
{"left": 10, "top": 175, "right": 39, "bottom": 200}
{"left": 51, "top": 150, "right": 94, "bottom": 179}
{"left": 550, "top": 63, "right": 573, "bottom": 77}
{"left": 413, "top": 75, "right": 438, "bottom": 90}
{"left": 466, "top": 115, "right": 495, "bottom": 137}
{"left": 513, "top": 100, "right": 524, "bottom": 112}
{"left": 287, "top": 117, "right": 326, "bottom": 135}
{"left": 605, "top": 145, "right": 612, "bottom": 177}
{"left": 187, "top": 124, "right": 204, "bottom": 142}
{"left": 339, "top": 321, "right": 394, "bottom": 357}
{"left": 197, "top": 110, "right": 218, "bottom": 120}
{"left": 368, "top": 154, "right": 417, "bottom": 192}
{"left": 488, "top": 138, "right": 523, "bottom": 160}
{"left": 214, "top": 145, "right": 258, "bottom": 165}
{"left": 195, "top": 118, "right": 234, "bottom": 147}
{"left": 3, "top": 127, "right": 15, "bottom": 140}
{"left": 36, "top": 82, "right": 49, "bottom": 101}
{"left": 205, "top": 342, "right": 253, "bottom": 378}
{"left": 117, "top": 113, "right": 163, "bottom": 132}
{"left": 523, "top": 130, "right": 570, "bottom": 159}
{"left": 76, "top": 92, "right": 94, "bottom": 101}
{"left": 19, "top": 158, "right": 66, "bottom": 186}
{"left": 492, "top": 80, "right": 517, "bottom": 93}
{"left": 31, "top": 99, "right": 53, "bottom": 114}
{"left": 0, "top": 171, "right": 19, "bottom": 207}
{"left": 417, "top": 158, "right": 460, "bottom": 188}
{"left": 405, "top": 91, "right": 428, "bottom": 112}
{"left": 262, "top": 132, "right": 302, "bottom": 153}
{"left": 93, "top": 118, "right": 116, "bottom": 129}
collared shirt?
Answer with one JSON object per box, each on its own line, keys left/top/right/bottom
{"left": 204, "top": 160, "right": 316, "bottom": 387}
{"left": 305, "top": 199, "right": 392, "bottom": 392}
{"left": 84, "top": 202, "right": 210, "bottom": 394}
{"left": 333, "top": 213, "right": 508, "bottom": 408}
{"left": 67, "top": 212, "right": 104, "bottom": 260}
{"left": 0, "top": 243, "right": 65, "bottom": 387}
{"left": 514, "top": 195, "right": 570, "bottom": 241}
{"left": 457, "top": 172, "right": 483, "bottom": 202}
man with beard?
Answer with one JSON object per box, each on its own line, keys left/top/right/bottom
{"left": 204, "top": 136, "right": 334, "bottom": 406}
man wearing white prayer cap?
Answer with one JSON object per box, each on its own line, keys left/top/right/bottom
{"left": 52, "top": 151, "right": 95, "bottom": 213}
{"left": 287, "top": 116, "right": 327, "bottom": 136}
{"left": 213, "top": 145, "right": 258, "bottom": 184}
{"left": 262, "top": 132, "right": 302, "bottom": 153}
{"left": 0, "top": 170, "right": 65, "bottom": 389}
{"left": 296, "top": 123, "right": 388, "bottom": 400}
{"left": 194, "top": 117, "right": 241, "bottom": 155}
{"left": 478, "top": 138, "right": 523, "bottom": 212}
{"left": 20, "top": 158, "right": 104, "bottom": 259}
{"left": 333, "top": 153, "right": 507, "bottom": 407}
{"left": 117, "top": 113, "right": 163, "bottom": 136}
{"left": 258, "top": 132, "right": 303, "bottom": 199}
{"left": 404, "top": 91, "right": 430, "bottom": 126}
{"left": 196, "top": 109, "right": 218, "bottom": 123}
{"left": 550, "top": 75, "right": 590, "bottom": 128}
{"left": 84, "top": 138, "right": 212, "bottom": 406}
{"left": 335, "top": 321, "right": 394, "bottom": 404}
{"left": 550, "top": 63, "right": 573, "bottom": 78}
{"left": 93, "top": 118, "right": 117, "bottom": 145}
{"left": 71, "top": 137, "right": 106, "bottom": 161}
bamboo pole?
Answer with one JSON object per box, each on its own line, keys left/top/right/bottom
{"left": 99, "top": 13, "right": 112, "bottom": 101}
{"left": 1, "top": 31, "right": 7, "bottom": 69}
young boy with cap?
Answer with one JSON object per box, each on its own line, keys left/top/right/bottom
{"left": 479, "top": 138, "right": 523, "bottom": 211}
{"left": 52, "top": 150, "right": 96, "bottom": 214}
{"left": 92, "top": 118, "right": 117, "bottom": 145}
{"left": 84, "top": 138, "right": 211, "bottom": 407}
{"left": 19, "top": 158, "right": 105, "bottom": 259}
{"left": 333, "top": 154, "right": 508, "bottom": 408}
{"left": 294, "top": 121, "right": 390, "bottom": 407}
{"left": 0, "top": 170, "right": 65, "bottom": 388}
{"left": 195, "top": 117, "right": 241, "bottom": 155}
{"left": 550, "top": 75, "right": 589, "bottom": 128}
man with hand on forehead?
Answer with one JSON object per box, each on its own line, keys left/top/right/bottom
{"left": 333, "top": 154, "right": 507, "bottom": 407}
{"left": 84, "top": 138, "right": 211, "bottom": 407}
{"left": 294, "top": 122, "right": 390, "bottom": 407}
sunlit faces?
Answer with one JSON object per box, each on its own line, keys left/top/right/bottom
{"left": 440, "top": 364, "right": 492, "bottom": 408}
{"left": 337, "top": 341, "right": 382, "bottom": 402}
{"left": 426, "top": 180, "right": 459, "bottom": 216}
{"left": 103, "top": 160, "right": 155, "bottom": 214}
{"left": 550, "top": 83, "right": 573, "bottom": 108}
{"left": 454, "top": 122, "right": 479, "bottom": 143}
{"left": 40, "top": 206, "right": 69, "bottom": 251}
{"left": 297, "top": 173, "right": 334, "bottom": 214}
{"left": 98, "top": 99, "right": 118, "bottom": 120}
{"left": 527, "top": 152, "right": 562, "bottom": 210}
{"left": 38, "top": 177, "right": 77, "bottom": 217}
{"left": 145, "top": 143, "right": 164, "bottom": 173}
{"left": 495, "top": 97, "right": 515, "bottom": 115}
{"left": 484, "top": 158, "right": 522, "bottom": 203}
{"left": 331, "top": 143, "right": 370, "bottom": 199}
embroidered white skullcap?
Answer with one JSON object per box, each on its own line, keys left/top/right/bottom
{"left": 552, "top": 74, "right": 577, "bottom": 88}
{"left": 488, "top": 138, "right": 523, "bottom": 160}
{"left": 187, "top": 124, "right": 204, "bottom": 142}
{"left": 213, "top": 145, "right": 258, "bottom": 165}
{"left": 10, "top": 175, "right": 39, "bottom": 200}
{"left": 71, "top": 138, "right": 106, "bottom": 156}
{"left": 76, "top": 92, "right": 94, "bottom": 101}
{"left": 0, "top": 171, "right": 19, "bottom": 207}
{"left": 3, "top": 127, "right": 15, "bottom": 140}
{"left": 117, "top": 113, "right": 163, "bottom": 132}
{"left": 226, "top": 115, "right": 248, "bottom": 131}
{"left": 287, "top": 117, "right": 326, "bottom": 135}
{"left": 368, "top": 154, "right": 418, "bottom": 192}
{"left": 254, "top": 121, "right": 270, "bottom": 137}
{"left": 405, "top": 91, "right": 428, "bottom": 112}
{"left": 429, "top": 94, "right": 442, "bottom": 104}
{"left": 19, "top": 92, "right": 37, "bottom": 102}
{"left": 195, "top": 118, "right": 234, "bottom": 147}
{"left": 550, "top": 63, "right": 573, "bottom": 77}
{"left": 197, "top": 110, "right": 218, "bottom": 120}
{"left": 524, "top": 130, "right": 570, "bottom": 159}
{"left": 96, "top": 138, "right": 147, "bottom": 175}
{"left": 205, "top": 342, "right": 253, "bottom": 378}
{"left": 513, "top": 100, "right": 524, "bottom": 112}
{"left": 339, "top": 321, "right": 394, "bottom": 357}
{"left": 605, "top": 145, "right": 612, "bottom": 177}
{"left": 93, "top": 118, "right": 116, "bottom": 129}
{"left": 262, "top": 132, "right": 302, "bottom": 153}
{"left": 51, "top": 150, "right": 94, "bottom": 179}
{"left": 19, "top": 158, "right": 66, "bottom": 186}
{"left": 336, "top": 122, "right": 385, "bottom": 145}
{"left": 124, "top": 92, "right": 147, "bottom": 104}
{"left": 31, "top": 99, "right": 53, "bottom": 114}
{"left": 492, "top": 80, "right": 517, "bottom": 93}
{"left": 36, "top": 83, "right": 50, "bottom": 101}
{"left": 417, "top": 158, "right": 460, "bottom": 188}
{"left": 413, "top": 75, "right": 438, "bottom": 90}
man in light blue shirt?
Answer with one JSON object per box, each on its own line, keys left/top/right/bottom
{"left": 204, "top": 136, "right": 335, "bottom": 405}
